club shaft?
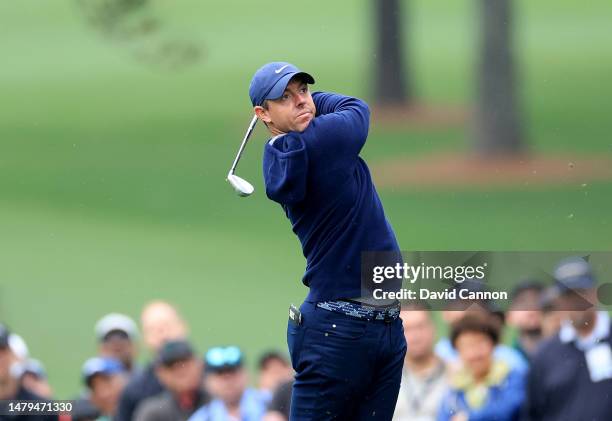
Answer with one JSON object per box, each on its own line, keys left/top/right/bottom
{"left": 228, "top": 115, "right": 258, "bottom": 176}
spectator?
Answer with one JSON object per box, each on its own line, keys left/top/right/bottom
{"left": 257, "top": 351, "right": 292, "bottom": 401}
{"left": 394, "top": 309, "right": 448, "bottom": 421}
{"left": 8, "top": 333, "right": 29, "bottom": 360}
{"left": 523, "top": 257, "right": 612, "bottom": 421}
{"left": 82, "top": 357, "right": 127, "bottom": 420}
{"left": 506, "top": 281, "right": 545, "bottom": 360}
{"left": 263, "top": 380, "right": 293, "bottom": 421}
{"left": 0, "top": 323, "right": 57, "bottom": 421}
{"left": 134, "top": 340, "right": 209, "bottom": 421}
{"left": 539, "top": 286, "right": 562, "bottom": 338}
{"left": 435, "top": 281, "right": 528, "bottom": 374}
{"left": 95, "top": 313, "right": 139, "bottom": 373}
{"left": 64, "top": 399, "right": 101, "bottom": 421}
{"left": 116, "top": 300, "right": 189, "bottom": 421}
{"left": 10, "top": 358, "right": 53, "bottom": 398}
{"left": 188, "top": 346, "right": 267, "bottom": 421}
{"left": 438, "top": 314, "right": 525, "bottom": 421}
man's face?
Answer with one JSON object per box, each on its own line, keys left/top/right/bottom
{"left": 0, "top": 346, "right": 16, "bottom": 381}
{"left": 401, "top": 310, "right": 435, "bottom": 361}
{"left": 21, "top": 373, "right": 53, "bottom": 398}
{"left": 255, "top": 78, "right": 316, "bottom": 134}
{"left": 141, "top": 303, "right": 187, "bottom": 352}
{"left": 507, "top": 289, "right": 543, "bottom": 333}
{"left": 455, "top": 331, "right": 494, "bottom": 380}
{"left": 258, "top": 358, "right": 293, "bottom": 392}
{"left": 90, "top": 374, "right": 126, "bottom": 416}
{"left": 99, "top": 333, "right": 137, "bottom": 369}
{"left": 205, "top": 368, "right": 247, "bottom": 407}
{"left": 156, "top": 357, "right": 203, "bottom": 394}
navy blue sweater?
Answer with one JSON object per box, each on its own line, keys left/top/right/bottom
{"left": 262, "top": 92, "right": 400, "bottom": 302}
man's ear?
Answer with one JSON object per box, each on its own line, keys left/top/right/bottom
{"left": 254, "top": 106, "right": 272, "bottom": 124}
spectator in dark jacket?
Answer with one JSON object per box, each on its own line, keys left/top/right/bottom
{"left": 115, "top": 301, "right": 189, "bottom": 421}
{"left": 522, "top": 257, "right": 612, "bottom": 421}
{"left": 133, "top": 340, "right": 209, "bottom": 421}
{"left": 263, "top": 380, "right": 293, "bottom": 421}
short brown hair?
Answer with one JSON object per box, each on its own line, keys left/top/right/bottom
{"left": 450, "top": 313, "right": 500, "bottom": 348}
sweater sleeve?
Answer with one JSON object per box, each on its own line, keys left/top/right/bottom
{"left": 263, "top": 134, "right": 309, "bottom": 205}
{"left": 305, "top": 91, "right": 370, "bottom": 171}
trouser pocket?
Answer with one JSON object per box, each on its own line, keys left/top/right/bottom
{"left": 287, "top": 319, "right": 306, "bottom": 371}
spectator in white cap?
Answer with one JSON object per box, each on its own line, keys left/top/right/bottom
{"left": 95, "top": 313, "right": 139, "bottom": 373}
{"left": 0, "top": 323, "right": 57, "bottom": 420}
{"left": 8, "top": 333, "right": 29, "bottom": 360}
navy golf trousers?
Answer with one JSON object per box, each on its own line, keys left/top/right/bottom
{"left": 287, "top": 301, "right": 407, "bottom": 420}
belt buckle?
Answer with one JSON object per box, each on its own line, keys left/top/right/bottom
{"left": 383, "top": 311, "right": 393, "bottom": 323}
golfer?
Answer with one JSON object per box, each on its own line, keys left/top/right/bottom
{"left": 250, "top": 62, "right": 406, "bottom": 420}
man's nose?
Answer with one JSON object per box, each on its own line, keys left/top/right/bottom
{"left": 294, "top": 93, "right": 306, "bottom": 107}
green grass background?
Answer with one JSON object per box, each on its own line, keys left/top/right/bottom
{"left": 1, "top": 0, "right": 611, "bottom": 396}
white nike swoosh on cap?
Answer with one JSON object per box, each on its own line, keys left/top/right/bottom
{"left": 275, "top": 65, "right": 290, "bottom": 74}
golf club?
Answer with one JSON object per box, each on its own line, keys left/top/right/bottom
{"left": 227, "top": 115, "right": 258, "bottom": 197}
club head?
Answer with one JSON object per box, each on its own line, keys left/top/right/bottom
{"left": 227, "top": 174, "right": 254, "bottom": 197}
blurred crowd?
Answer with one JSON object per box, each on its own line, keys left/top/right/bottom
{"left": 1, "top": 256, "right": 611, "bottom": 421}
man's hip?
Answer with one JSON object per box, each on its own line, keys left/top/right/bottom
{"left": 287, "top": 300, "right": 406, "bottom": 420}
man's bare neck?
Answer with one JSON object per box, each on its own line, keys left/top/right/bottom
{"left": 269, "top": 127, "right": 285, "bottom": 137}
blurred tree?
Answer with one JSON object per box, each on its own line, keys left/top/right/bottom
{"left": 474, "top": 0, "right": 524, "bottom": 156}
{"left": 76, "top": 0, "right": 203, "bottom": 70}
{"left": 373, "top": 0, "right": 413, "bottom": 105}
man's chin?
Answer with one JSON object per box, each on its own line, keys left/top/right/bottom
{"left": 295, "top": 117, "right": 313, "bottom": 133}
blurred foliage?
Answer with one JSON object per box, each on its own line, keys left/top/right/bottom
{"left": 76, "top": 0, "right": 203, "bottom": 70}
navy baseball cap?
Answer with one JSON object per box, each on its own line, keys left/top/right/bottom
{"left": 156, "top": 340, "right": 195, "bottom": 367}
{"left": 82, "top": 357, "right": 124, "bottom": 387}
{"left": 249, "top": 62, "right": 315, "bottom": 106}
{"left": 554, "top": 257, "right": 596, "bottom": 292}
